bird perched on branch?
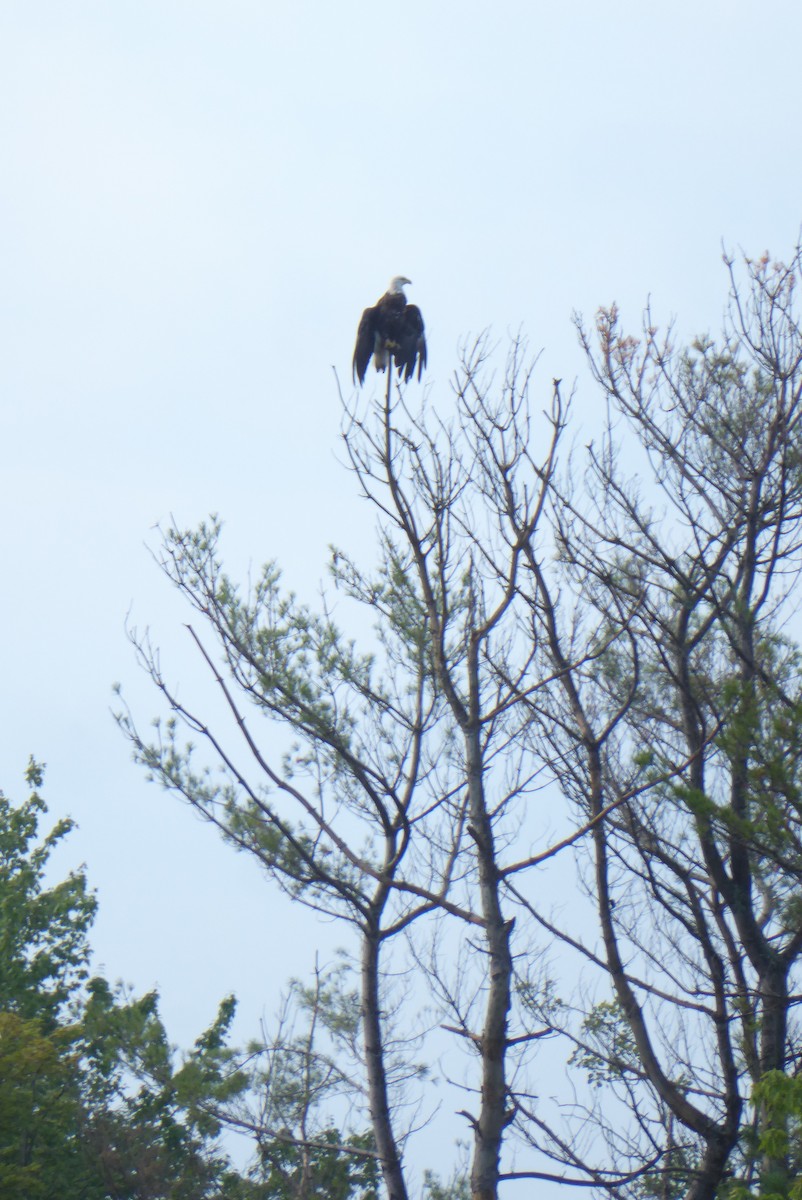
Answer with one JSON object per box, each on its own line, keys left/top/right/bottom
{"left": 352, "top": 276, "right": 427, "bottom": 386}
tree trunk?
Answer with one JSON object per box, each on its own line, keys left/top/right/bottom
{"left": 466, "top": 724, "right": 513, "bottom": 1200}
{"left": 361, "top": 923, "right": 408, "bottom": 1200}
{"left": 759, "top": 965, "right": 790, "bottom": 1197}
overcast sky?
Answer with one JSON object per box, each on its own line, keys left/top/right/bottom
{"left": 2, "top": 0, "right": 801, "bottom": 1185}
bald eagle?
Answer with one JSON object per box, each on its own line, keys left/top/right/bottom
{"left": 352, "top": 276, "right": 427, "bottom": 386}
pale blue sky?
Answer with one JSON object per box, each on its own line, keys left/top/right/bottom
{"left": 1, "top": 0, "right": 801, "bottom": 1183}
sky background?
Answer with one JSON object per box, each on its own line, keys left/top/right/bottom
{"left": 2, "top": 0, "right": 802, "bottom": 1187}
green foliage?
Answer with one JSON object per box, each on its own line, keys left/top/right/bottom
{"left": 257, "top": 1127, "right": 380, "bottom": 1200}
{"left": 0, "top": 757, "right": 96, "bottom": 1025}
{"left": 0, "top": 765, "right": 382, "bottom": 1199}
{"left": 422, "top": 1168, "right": 471, "bottom": 1200}
{"left": 749, "top": 1071, "right": 802, "bottom": 1199}
{"left": 228, "top": 962, "right": 381, "bottom": 1199}
{"left": 0, "top": 1010, "right": 81, "bottom": 1198}
{"left": 118, "top": 516, "right": 442, "bottom": 912}
{"left": 0, "top": 764, "right": 249, "bottom": 1199}
{"left": 78, "top": 978, "right": 251, "bottom": 1197}
{"left": 569, "top": 999, "right": 638, "bottom": 1088}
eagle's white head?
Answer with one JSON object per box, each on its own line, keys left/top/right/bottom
{"left": 388, "top": 275, "right": 412, "bottom": 295}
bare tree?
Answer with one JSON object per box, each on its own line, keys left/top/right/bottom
{"left": 208, "top": 959, "right": 381, "bottom": 1200}
{"left": 512, "top": 247, "right": 802, "bottom": 1198}
{"left": 119, "top": 343, "right": 575, "bottom": 1200}
{"left": 340, "top": 347, "right": 566, "bottom": 1199}
{"left": 118, "top": 514, "right": 443, "bottom": 1200}
{"left": 121, "top": 245, "right": 802, "bottom": 1200}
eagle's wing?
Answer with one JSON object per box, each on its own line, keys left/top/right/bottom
{"left": 353, "top": 307, "right": 377, "bottom": 385}
{"left": 396, "top": 305, "right": 427, "bottom": 382}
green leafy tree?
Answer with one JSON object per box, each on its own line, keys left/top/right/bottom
{"left": 0, "top": 762, "right": 249, "bottom": 1199}
{"left": 0, "top": 762, "right": 377, "bottom": 1199}
{"left": 0, "top": 758, "right": 95, "bottom": 1025}
{"left": 256, "top": 1128, "right": 379, "bottom": 1200}
{"left": 0, "top": 1010, "right": 80, "bottom": 1198}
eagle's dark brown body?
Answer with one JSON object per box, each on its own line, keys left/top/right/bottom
{"left": 352, "top": 276, "right": 427, "bottom": 386}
